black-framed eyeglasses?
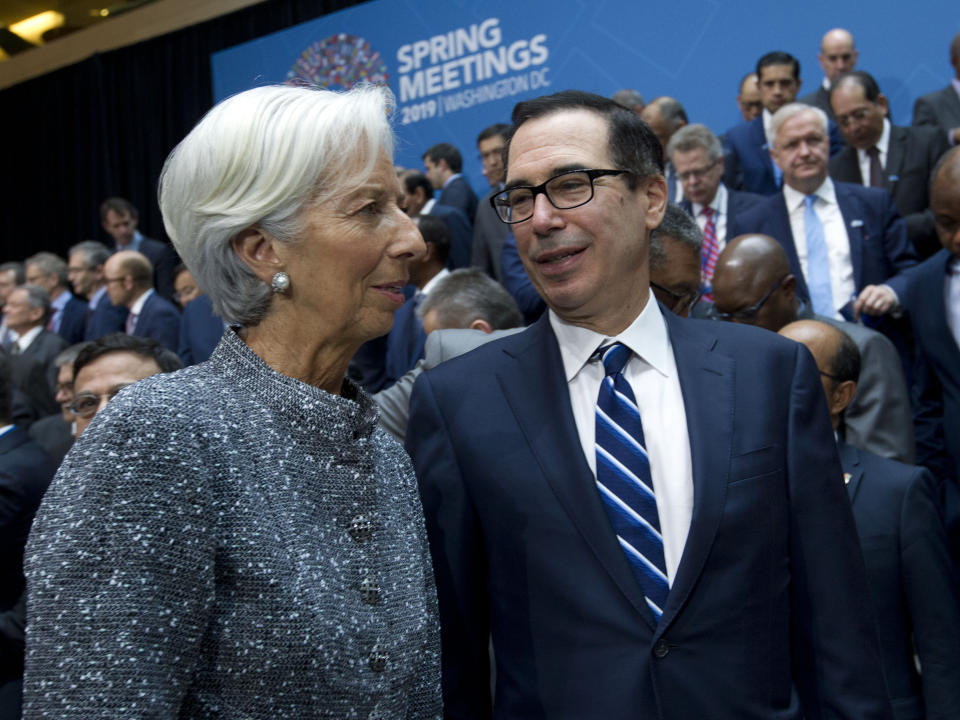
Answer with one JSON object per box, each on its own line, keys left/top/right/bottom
{"left": 490, "top": 169, "right": 629, "bottom": 224}
{"left": 651, "top": 281, "right": 702, "bottom": 315}
{"left": 69, "top": 385, "right": 132, "bottom": 419}
{"left": 710, "top": 275, "right": 787, "bottom": 322}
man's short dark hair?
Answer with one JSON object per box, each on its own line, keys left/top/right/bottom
{"left": 477, "top": 123, "right": 510, "bottom": 145}
{"left": 417, "top": 268, "right": 523, "bottom": 331}
{"left": 423, "top": 143, "right": 463, "bottom": 173}
{"left": 829, "top": 326, "right": 861, "bottom": 385}
{"left": 757, "top": 51, "right": 800, "bottom": 81}
{"left": 74, "top": 333, "right": 182, "bottom": 378}
{"left": 69, "top": 240, "right": 111, "bottom": 268}
{"left": 509, "top": 90, "right": 664, "bottom": 189}
{"left": 830, "top": 71, "right": 881, "bottom": 104}
{"left": 415, "top": 215, "right": 451, "bottom": 265}
{"left": 650, "top": 205, "right": 702, "bottom": 270}
{"left": 0, "top": 262, "right": 25, "bottom": 285}
{"left": 99, "top": 197, "right": 138, "bottom": 222}
{"left": 401, "top": 170, "right": 434, "bottom": 197}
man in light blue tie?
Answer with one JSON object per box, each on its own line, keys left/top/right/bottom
{"left": 406, "top": 90, "right": 893, "bottom": 719}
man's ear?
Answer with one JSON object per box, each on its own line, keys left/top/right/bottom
{"left": 830, "top": 379, "right": 857, "bottom": 416}
{"left": 232, "top": 227, "right": 283, "bottom": 286}
{"left": 641, "top": 174, "right": 669, "bottom": 231}
{"left": 468, "top": 318, "right": 494, "bottom": 334}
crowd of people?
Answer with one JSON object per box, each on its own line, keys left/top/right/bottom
{"left": 0, "top": 24, "right": 959, "bottom": 720}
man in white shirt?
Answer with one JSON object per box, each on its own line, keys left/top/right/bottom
{"left": 406, "top": 89, "right": 892, "bottom": 719}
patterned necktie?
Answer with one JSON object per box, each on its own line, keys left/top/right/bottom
{"left": 594, "top": 342, "right": 669, "bottom": 622}
{"left": 700, "top": 206, "right": 720, "bottom": 300}
{"left": 803, "top": 195, "right": 835, "bottom": 316}
{"left": 866, "top": 146, "right": 883, "bottom": 188}
{"left": 125, "top": 312, "right": 138, "bottom": 335}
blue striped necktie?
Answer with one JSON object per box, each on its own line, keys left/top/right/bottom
{"left": 594, "top": 342, "right": 669, "bottom": 622}
{"left": 803, "top": 194, "right": 835, "bottom": 316}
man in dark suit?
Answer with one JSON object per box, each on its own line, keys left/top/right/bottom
{"left": 798, "top": 28, "right": 859, "bottom": 121}
{"left": 407, "top": 90, "right": 892, "bottom": 719}
{"left": 830, "top": 71, "right": 949, "bottom": 258}
{"left": 648, "top": 204, "right": 706, "bottom": 318}
{"left": 401, "top": 170, "right": 473, "bottom": 269}
{"left": 3, "top": 285, "right": 68, "bottom": 420}
{"left": 712, "top": 234, "right": 915, "bottom": 464}
{"left": 904, "top": 145, "right": 960, "bottom": 564}
{"left": 25, "top": 253, "right": 87, "bottom": 345}
{"left": 730, "top": 103, "right": 918, "bottom": 325}
{"left": 100, "top": 196, "right": 180, "bottom": 301}
{"left": 912, "top": 32, "right": 960, "bottom": 147}
{"left": 68, "top": 240, "right": 128, "bottom": 341}
{"left": 472, "top": 123, "right": 512, "bottom": 283}
{"left": 177, "top": 292, "right": 224, "bottom": 367}
{"left": 0, "top": 355, "right": 57, "bottom": 720}
{"left": 780, "top": 319, "right": 960, "bottom": 719}
{"left": 103, "top": 250, "right": 180, "bottom": 353}
{"left": 423, "top": 142, "right": 478, "bottom": 222}
{"left": 668, "top": 123, "right": 764, "bottom": 297}
{"left": 27, "top": 343, "right": 85, "bottom": 465}
{"left": 725, "top": 51, "right": 843, "bottom": 195}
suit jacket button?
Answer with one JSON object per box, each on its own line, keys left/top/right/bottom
{"left": 653, "top": 639, "right": 669, "bottom": 658}
{"left": 348, "top": 515, "right": 374, "bottom": 541}
{"left": 368, "top": 645, "right": 388, "bottom": 672}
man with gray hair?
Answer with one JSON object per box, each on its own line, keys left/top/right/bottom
{"left": 611, "top": 89, "right": 645, "bottom": 114}
{"left": 375, "top": 268, "right": 522, "bottom": 442}
{"left": 730, "top": 103, "right": 917, "bottom": 326}
{"left": 649, "top": 205, "right": 704, "bottom": 318}
{"left": 641, "top": 96, "right": 688, "bottom": 201}
{"left": 668, "top": 124, "right": 765, "bottom": 297}
{"left": 25, "top": 253, "right": 87, "bottom": 344}
{"left": 3, "top": 285, "right": 68, "bottom": 420}
{"left": 68, "top": 240, "right": 128, "bottom": 341}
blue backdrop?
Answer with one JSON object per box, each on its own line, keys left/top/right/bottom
{"left": 213, "top": 0, "right": 960, "bottom": 196}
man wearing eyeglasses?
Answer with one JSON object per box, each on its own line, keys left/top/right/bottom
{"left": 69, "top": 333, "right": 181, "bottom": 436}
{"left": 406, "top": 90, "right": 892, "bottom": 719}
{"left": 668, "top": 124, "right": 765, "bottom": 298}
{"left": 711, "top": 233, "right": 914, "bottom": 464}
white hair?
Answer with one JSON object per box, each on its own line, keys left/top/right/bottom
{"left": 769, "top": 103, "right": 828, "bottom": 149}
{"left": 158, "top": 84, "right": 395, "bottom": 327}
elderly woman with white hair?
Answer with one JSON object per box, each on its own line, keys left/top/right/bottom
{"left": 23, "top": 85, "right": 440, "bottom": 718}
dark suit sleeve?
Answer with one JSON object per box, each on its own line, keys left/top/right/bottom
{"left": 912, "top": 96, "right": 938, "bottom": 128}
{"left": 499, "top": 232, "right": 545, "bottom": 324}
{"left": 912, "top": 342, "right": 952, "bottom": 480}
{"left": 877, "top": 194, "right": 918, "bottom": 300}
{"left": 406, "top": 372, "right": 492, "bottom": 719}
{"left": 786, "top": 344, "right": 894, "bottom": 719}
{"left": 900, "top": 467, "right": 960, "bottom": 718}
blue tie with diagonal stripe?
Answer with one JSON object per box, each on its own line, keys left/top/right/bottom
{"left": 594, "top": 342, "right": 669, "bottom": 622}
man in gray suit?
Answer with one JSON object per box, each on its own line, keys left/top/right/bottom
{"left": 912, "top": 32, "right": 960, "bottom": 147}
{"left": 374, "top": 268, "right": 522, "bottom": 442}
{"left": 471, "top": 123, "right": 511, "bottom": 283}
{"left": 712, "top": 234, "right": 914, "bottom": 463}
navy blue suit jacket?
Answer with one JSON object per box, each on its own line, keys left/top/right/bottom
{"left": 499, "top": 232, "right": 545, "bottom": 325}
{"left": 406, "top": 310, "right": 892, "bottom": 719}
{"left": 177, "top": 294, "right": 224, "bottom": 367}
{"left": 730, "top": 181, "right": 918, "bottom": 305}
{"left": 85, "top": 295, "right": 128, "bottom": 341}
{"left": 723, "top": 115, "right": 844, "bottom": 195}
{"left": 56, "top": 296, "right": 88, "bottom": 345}
{"left": 839, "top": 441, "right": 960, "bottom": 719}
{"left": 426, "top": 203, "right": 474, "bottom": 270}
{"left": 438, "top": 175, "right": 478, "bottom": 223}
{"left": 131, "top": 291, "right": 180, "bottom": 353}
{"left": 115, "top": 236, "right": 181, "bottom": 302}
{"left": 383, "top": 292, "right": 426, "bottom": 387}
{"left": 0, "top": 427, "right": 56, "bottom": 612}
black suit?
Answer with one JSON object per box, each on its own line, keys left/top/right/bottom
{"left": 471, "top": 189, "right": 510, "bottom": 283}
{"left": 27, "top": 414, "right": 73, "bottom": 466}
{"left": 829, "top": 124, "right": 949, "bottom": 257}
{"left": 799, "top": 84, "right": 835, "bottom": 121}
{"left": 8, "top": 330, "right": 67, "bottom": 419}
{"left": 839, "top": 441, "right": 960, "bottom": 719}
{"left": 912, "top": 84, "right": 960, "bottom": 138}
{"left": 438, "top": 175, "right": 478, "bottom": 223}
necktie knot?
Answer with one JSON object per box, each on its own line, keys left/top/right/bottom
{"left": 595, "top": 342, "right": 631, "bottom": 377}
{"left": 804, "top": 194, "right": 817, "bottom": 210}
{"left": 867, "top": 146, "right": 880, "bottom": 159}
{"left": 701, "top": 206, "right": 714, "bottom": 220}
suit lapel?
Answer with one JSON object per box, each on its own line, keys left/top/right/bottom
{"left": 654, "top": 312, "right": 734, "bottom": 638}
{"left": 838, "top": 441, "right": 864, "bottom": 504}
{"left": 496, "top": 316, "right": 657, "bottom": 628}
{"left": 835, "top": 183, "right": 865, "bottom": 290}
{"left": 770, "top": 195, "right": 811, "bottom": 301}
{"left": 884, "top": 126, "right": 906, "bottom": 192}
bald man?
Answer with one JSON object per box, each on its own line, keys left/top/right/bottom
{"left": 641, "top": 96, "right": 688, "bottom": 201}
{"left": 103, "top": 250, "right": 180, "bottom": 353}
{"left": 736, "top": 73, "right": 762, "bottom": 123}
{"left": 904, "top": 145, "right": 960, "bottom": 564}
{"left": 799, "top": 28, "right": 858, "bottom": 121}
{"left": 712, "top": 234, "right": 914, "bottom": 462}
{"left": 780, "top": 319, "right": 960, "bottom": 719}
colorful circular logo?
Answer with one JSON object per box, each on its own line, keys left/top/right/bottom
{"left": 286, "top": 33, "right": 388, "bottom": 89}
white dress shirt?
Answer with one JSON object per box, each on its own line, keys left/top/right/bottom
{"left": 549, "top": 299, "right": 693, "bottom": 584}
{"left": 13, "top": 325, "right": 43, "bottom": 353}
{"left": 762, "top": 108, "right": 775, "bottom": 149}
{"left": 857, "top": 118, "right": 891, "bottom": 187}
{"left": 127, "top": 288, "right": 154, "bottom": 333}
{"left": 691, "top": 183, "right": 729, "bottom": 247}
{"left": 946, "top": 256, "right": 960, "bottom": 350}
{"left": 419, "top": 267, "right": 450, "bottom": 297}
{"left": 783, "top": 178, "right": 855, "bottom": 318}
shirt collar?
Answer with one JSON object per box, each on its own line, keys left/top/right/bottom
{"left": 420, "top": 267, "right": 450, "bottom": 296}
{"left": 443, "top": 173, "right": 462, "bottom": 188}
{"left": 857, "top": 118, "right": 891, "bottom": 163}
{"left": 129, "top": 287, "right": 153, "bottom": 316}
{"left": 50, "top": 289, "right": 71, "bottom": 312}
{"left": 692, "top": 182, "right": 727, "bottom": 216}
{"left": 15, "top": 325, "right": 43, "bottom": 352}
{"left": 952, "top": 78, "right": 960, "bottom": 100}
{"left": 549, "top": 296, "right": 673, "bottom": 383}
{"left": 783, "top": 176, "right": 836, "bottom": 213}
{"left": 0, "top": 425, "right": 14, "bottom": 437}
{"left": 89, "top": 285, "right": 108, "bottom": 309}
